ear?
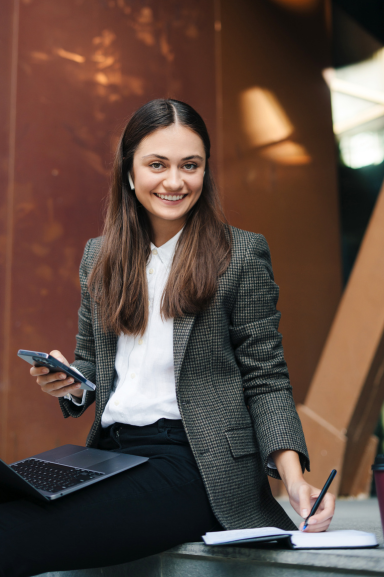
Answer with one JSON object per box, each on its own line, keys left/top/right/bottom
{"left": 128, "top": 173, "right": 135, "bottom": 190}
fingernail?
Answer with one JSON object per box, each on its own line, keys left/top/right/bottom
{"left": 75, "top": 384, "right": 81, "bottom": 388}
{"left": 42, "top": 369, "right": 49, "bottom": 374}
{"left": 68, "top": 379, "right": 74, "bottom": 384}
{"left": 301, "top": 509, "right": 308, "bottom": 517}
{"left": 60, "top": 374, "right": 66, "bottom": 379}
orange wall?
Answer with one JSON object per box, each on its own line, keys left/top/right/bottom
{"left": 220, "top": 0, "right": 342, "bottom": 404}
{"left": 1, "top": 0, "right": 341, "bottom": 464}
{"left": 0, "top": 0, "right": 218, "bottom": 463}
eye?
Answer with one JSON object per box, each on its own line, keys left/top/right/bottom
{"left": 149, "top": 162, "right": 164, "bottom": 169}
{"left": 183, "top": 163, "right": 197, "bottom": 171}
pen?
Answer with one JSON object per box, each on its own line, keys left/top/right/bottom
{"left": 302, "top": 469, "right": 337, "bottom": 531}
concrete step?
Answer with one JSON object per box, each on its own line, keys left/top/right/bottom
{"left": 37, "top": 541, "right": 384, "bottom": 577}
{"left": 37, "top": 499, "right": 384, "bottom": 577}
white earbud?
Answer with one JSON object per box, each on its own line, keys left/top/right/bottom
{"left": 128, "top": 173, "right": 135, "bottom": 190}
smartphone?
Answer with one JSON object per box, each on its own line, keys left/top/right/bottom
{"left": 17, "top": 350, "right": 96, "bottom": 391}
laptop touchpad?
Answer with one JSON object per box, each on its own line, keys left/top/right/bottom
{"left": 59, "top": 449, "right": 118, "bottom": 468}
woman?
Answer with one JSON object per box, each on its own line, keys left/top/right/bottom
{"left": 1, "top": 99, "right": 334, "bottom": 576}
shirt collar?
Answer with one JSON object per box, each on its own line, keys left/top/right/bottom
{"left": 150, "top": 228, "right": 183, "bottom": 266}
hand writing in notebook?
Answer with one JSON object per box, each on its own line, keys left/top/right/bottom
{"left": 271, "top": 450, "right": 336, "bottom": 532}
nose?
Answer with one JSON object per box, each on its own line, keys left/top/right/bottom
{"left": 163, "top": 168, "right": 183, "bottom": 191}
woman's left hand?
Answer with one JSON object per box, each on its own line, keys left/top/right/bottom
{"left": 271, "top": 450, "right": 336, "bottom": 532}
{"left": 287, "top": 479, "right": 335, "bottom": 532}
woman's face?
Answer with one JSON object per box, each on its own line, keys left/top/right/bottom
{"left": 131, "top": 123, "right": 206, "bottom": 233}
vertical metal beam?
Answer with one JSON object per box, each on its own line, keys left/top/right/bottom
{"left": 298, "top": 179, "right": 384, "bottom": 494}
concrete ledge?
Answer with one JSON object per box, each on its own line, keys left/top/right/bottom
{"left": 36, "top": 499, "right": 384, "bottom": 577}
{"left": 36, "top": 541, "right": 384, "bottom": 577}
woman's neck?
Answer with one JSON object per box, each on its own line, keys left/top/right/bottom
{"left": 150, "top": 216, "right": 185, "bottom": 247}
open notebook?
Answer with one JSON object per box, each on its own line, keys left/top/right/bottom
{"left": 202, "top": 527, "right": 378, "bottom": 549}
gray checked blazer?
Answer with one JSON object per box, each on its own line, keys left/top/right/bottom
{"left": 59, "top": 226, "right": 309, "bottom": 531}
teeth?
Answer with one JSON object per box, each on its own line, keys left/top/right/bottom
{"left": 156, "top": 194, "right": 185, "bottom": 201}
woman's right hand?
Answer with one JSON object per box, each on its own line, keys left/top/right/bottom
{"left": 30, "top": 350, "right": 83, "bottom": 399}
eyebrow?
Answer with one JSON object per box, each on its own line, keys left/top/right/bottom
{"left": 141, "top": 154, "right": 204, "bottom": 161}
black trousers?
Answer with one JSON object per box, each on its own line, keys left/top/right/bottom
{"left": 0, "top": 419, "right": 221, "bottom": 577}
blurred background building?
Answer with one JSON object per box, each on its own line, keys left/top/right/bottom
{"left": 1, "top": 0, "right": 383, "bottom": 497}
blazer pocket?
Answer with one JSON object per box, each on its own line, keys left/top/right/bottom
{"left": 225, "top": 427, "right": 259, "bottom": 458}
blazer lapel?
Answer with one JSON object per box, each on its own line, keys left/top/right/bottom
{"left": 173, "top": 314, "right": 196, "bottom": 389}
{"left": 93, "top": 300, "right": 118, "bottom": 417}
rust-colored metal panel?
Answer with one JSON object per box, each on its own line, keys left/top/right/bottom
{"left": 0, "top": 0, "right": 17, "bottom": 463}
{"left": 302, "top": 180, "right": 384, "bottom": 494}
{"left": 297, "top": 404, "right": 346, "bottom": 494}
{"left": 220, "top": 0, "right": 342, "bottom": 406}
{"left": 2, "top": 0, "right": 217, "bottom": 463}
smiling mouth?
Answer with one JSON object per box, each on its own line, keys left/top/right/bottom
{"left": 154, "top": 193, "right": 186, "bottom": 201}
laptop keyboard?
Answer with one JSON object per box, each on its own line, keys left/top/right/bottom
{"left": 11, "top": 458, "right": 104, "bottom": 493}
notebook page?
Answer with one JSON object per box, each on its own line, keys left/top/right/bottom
{"left": 289, "top": 530, "right": 378, "bottom": 549}
{"left": 203, "top": 527, "right": 288, "bottom": 545}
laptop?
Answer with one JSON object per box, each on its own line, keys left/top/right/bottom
{"left": 0, "top": 444, "right": 148, "bottom": 501}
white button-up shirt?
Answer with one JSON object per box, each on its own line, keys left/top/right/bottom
{"left": 100, "top": 230, "right": 182, "bottom": 427}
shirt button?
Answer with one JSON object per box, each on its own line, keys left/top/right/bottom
{"left": 114, "top": 400, "right": 120, "bottom": 406}
{"left": 152, "top": 249, "right": 158, "bottom": 255}
{"left": 131, "top": 373, "right": 135, "bottom": 379}
{"left": 149, "top": 268, "right": 154, "bottom": 274}
{"left": 138, "top": 339, "right": 143, "bottom": 345}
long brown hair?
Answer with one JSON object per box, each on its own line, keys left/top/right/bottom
{"left": 89, "top": 99, "right": 231, "bottom": 336}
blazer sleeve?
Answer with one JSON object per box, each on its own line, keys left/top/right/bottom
{"left": 229, "top": 233, "right": 310, "bottom": 479}
{"left": 59, "top": 239, "right": 97, "bottom": 419}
